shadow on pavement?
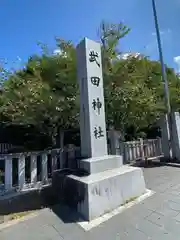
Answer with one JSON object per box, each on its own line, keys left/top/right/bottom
{"left": 130, "top": 160, "right": 165, "bottom": 168}
{"left": 51, "top": 203, "right": 84, "bottom": 224}
{"left": 131, "top": 159, "right": 180, "bottom": 169}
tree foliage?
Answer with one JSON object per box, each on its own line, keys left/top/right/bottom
{"left": 0, "top": 21, "right": 180, "bottom": 145}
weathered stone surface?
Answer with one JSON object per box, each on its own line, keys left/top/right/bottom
{"left": 52, "top": 169, "right": 87, "bottom": 211}
{"left": 159, "top": 114, "right": 171, "bottom": 159}
{"left": 68, "top": 165, "right": 146, "bottom": 221}
{"left": 171, "top": 112, "right": 180, "bottom": 161}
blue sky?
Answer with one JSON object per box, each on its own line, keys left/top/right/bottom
{"left": 0, "top": 0, "right": 180, "bottom": 71}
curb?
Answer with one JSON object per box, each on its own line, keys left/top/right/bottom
{"left": 0, "top": 211, "right": 40, "bottom": 231}
{"left": 162, "top": 162, "right": 180, "bottom": 168}
{"left": 78, "top": 189, "right": 155, "bottom": 231}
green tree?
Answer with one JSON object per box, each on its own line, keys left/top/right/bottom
{"left": 99, "top": 21, "right": 130, "bottom": 73}
{"left": 0, "top": 39, "right": 78, "bottom": 145}
{"left": 0, "top": 21, "right": 180, "bottom": 145}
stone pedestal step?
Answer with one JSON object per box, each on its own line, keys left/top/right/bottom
{"left": 80, "top": 155, "right": 123, "bottom": 174}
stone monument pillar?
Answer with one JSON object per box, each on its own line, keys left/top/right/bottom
{"left": 159, "top": 112, "right": 180, "bottom": 161}
{"left": 159, "top": 114, "right": 171, "bottom": 160}
{"left": 77, "top": 38, "right": 107, "bottom": 158}
{"left": 76, "top": 38, "right": 123, "bottom": 173}
{"left": 171, "top": 112, "right": 180, "bottom": 161}
{"left": 61, "top": 38, "right": 147, "bottom": 222}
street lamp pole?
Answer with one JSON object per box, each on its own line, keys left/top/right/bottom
{"left": 152, "top": 0, "right": 171, "bottom": 114}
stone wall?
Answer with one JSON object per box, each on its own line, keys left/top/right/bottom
{"left": 51, "top": 169, "right": 86, "bottom": 210}
{"left": 0, "top": 185, "right": 57, "bottom": 223}
{"left": 0, "top": 168, "right": 89, "bottom": 224}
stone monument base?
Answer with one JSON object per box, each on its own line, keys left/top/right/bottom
{"left": 67, "top": 165, "right": 146, "bottom": 221}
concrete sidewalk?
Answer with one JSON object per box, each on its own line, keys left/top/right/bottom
{"left": 1, "top": 164, "right": 180, "bottom": 239}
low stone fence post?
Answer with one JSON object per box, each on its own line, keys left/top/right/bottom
{"left": 67, "top": 144, "right": 76, "bottom": 169}
{"left": 108, "top": 129, "right": 122, "bottom": 155}
{"left": 139, "top": 138, "right": 145, "bottom": 161}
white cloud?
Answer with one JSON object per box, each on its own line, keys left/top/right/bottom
{"left": 118, "top": 52, "right": 142, "bottom": 60}
{"left": 53, "top": 49, "right": 68, "bottom": 59}
{"left": 174, "top": 56, "right": 180, "bottom": 72}
{"left": 53, "top": 49, "right": 62, "bottom": 55}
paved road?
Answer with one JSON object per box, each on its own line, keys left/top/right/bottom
{"left": 1, "top": 163, "right": 180, "bottom": 239}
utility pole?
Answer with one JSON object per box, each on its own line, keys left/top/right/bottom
{"left": 152, "top": 0, "right": 172, "bottom": 159}
{"left": 152, "top": 0, "right": 171, "bottom": 114}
